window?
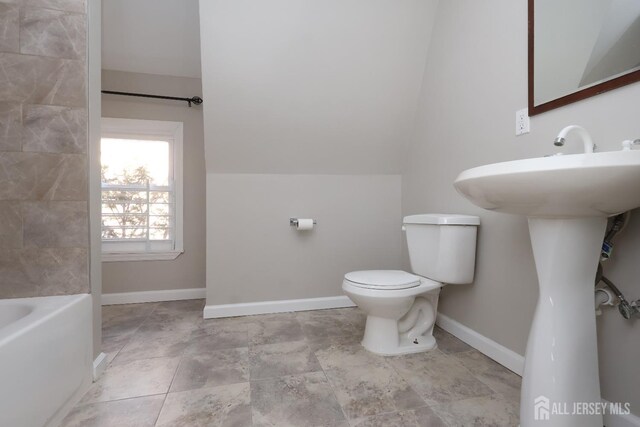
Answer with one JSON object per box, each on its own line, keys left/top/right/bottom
{"left": 101, "top": 118, "right": 183, "bottom": 261}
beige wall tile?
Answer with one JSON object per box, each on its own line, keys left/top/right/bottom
{"left": 0, "top": 53, "right": 86, "bottom": 107}
{"left": 0, "top": 247, "right": 88, "bottom": 298}
{"left": 0, "top": 102, "right": 21, "bottom": 151}
{"left": 0, "top": 201, "right": 22, "bottom": 248}
{"left": 23, "top": 201, "right": 88, "bottom": 247}
{"left": 20, "top": 7, "right": 86, "bottom": 60}
{"left": 0, "top": 152, "right": 87, "bottom": 201}
{"left": 0, "top": 0, "right": 88, "bottom": 299}
{"left": 0, "top": 3, "right": 19, "bottom": 53}
{"left": 23, "top": 0, "right": 85, "bottom": 14}
{"left": 23, "top": 104, "right": 87, "bottom": 153}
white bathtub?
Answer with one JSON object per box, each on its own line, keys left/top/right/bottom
{"left": 0, "top": 294, "right": 93, "bottom": 427}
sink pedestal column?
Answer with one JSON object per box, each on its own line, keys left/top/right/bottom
{"left": 521, "top": 217, "right": 607, "bottom": 427}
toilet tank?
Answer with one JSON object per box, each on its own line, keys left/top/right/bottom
{"left": 403, "top": 214, "right": 480, "bottom": 284}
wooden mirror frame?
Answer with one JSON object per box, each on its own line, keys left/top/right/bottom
{"left": 528, "top": 0, "right": 640, "bottom": 116}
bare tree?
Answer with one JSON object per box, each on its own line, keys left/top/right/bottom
{"left": 101, "top": 165, "right": 171, "bottom": 241}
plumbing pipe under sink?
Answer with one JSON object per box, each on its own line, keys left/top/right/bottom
{"left": 595, "top": 288, "right": 615, "bottom": 315}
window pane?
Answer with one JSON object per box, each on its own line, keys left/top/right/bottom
{"left": 102, "top": 220, "right": 148, "bottom": 240}
{"left": 102, "top": 190, "right": 149, "bottom": 207}
{"left": 99, "top": 119, "right": 182, "bottom": 256}
{"left": 149, "top": 203, "right": 170, "bottom": 216}
{"left": 149, "top": 215, "right": 172, "bottom": 241}
{"left": 149, "top": 191, "right": 170, "bottom": 204}
{"left": 101, "top": 138, "right": 170, "bottom": 186}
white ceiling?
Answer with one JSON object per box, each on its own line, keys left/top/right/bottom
{"left": 102, "top": 0, "right": 202, "bottom": 79}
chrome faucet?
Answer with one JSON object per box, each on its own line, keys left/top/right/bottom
{"left": 553, "top": 125, "right": 596, "bottom": 153}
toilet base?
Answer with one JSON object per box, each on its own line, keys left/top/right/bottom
{"left": 362, "top": 334, "right": 437, "bottom": 356}
{"left": 360, "top": 314, "right": 438, "bottom": 356}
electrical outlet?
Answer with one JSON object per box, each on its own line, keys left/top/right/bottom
{"left": 516, "top": 108, "right": 530, "bottom": 136}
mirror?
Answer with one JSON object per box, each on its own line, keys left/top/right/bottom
{"left": 529, "top": 0, "right": 640, "bottom": 115}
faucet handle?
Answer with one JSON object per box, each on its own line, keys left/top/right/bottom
{"left": 621, "top": 139, "right": 640, "bottom": 151}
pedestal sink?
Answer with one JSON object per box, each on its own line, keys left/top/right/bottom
{"left": 454, "top": 149, "right": 640, "bottom": 427}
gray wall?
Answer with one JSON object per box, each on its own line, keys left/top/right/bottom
{"left": 101, "top": 70, "right": 206, "bottom": 294}
{"left": 200, "top": 0, "right": 439, "bottom": 306}
{"left": 207, "top": 174, "right": 402, "bottom": 304}
{"left": 199, "top": 0, "right": 439, "bottom": 176}
{"left": 0, "top": 0, "right": 89, "bottom": 298}
{"left": 402, "top": 0, "right": 640, "bottom": 412}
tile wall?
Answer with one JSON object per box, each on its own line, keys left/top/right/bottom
{"left": 0, "top": 0, "right": 89, "bottom": 298}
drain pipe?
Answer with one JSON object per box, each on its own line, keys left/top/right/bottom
{"left": 600, "top": 212, "right": 630, "bottom": 260}
{"left": 594, "top": 211, "right": 640, "bottom": 319}
{"left": 601, "top": 276, "right": 640, "bottom": 320}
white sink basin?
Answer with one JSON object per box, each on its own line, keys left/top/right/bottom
{"left": 454, "top": 150, "right": 640, "bottom": 217}
{"left": 454, "top": 149, "right": 640, "bottom": 427}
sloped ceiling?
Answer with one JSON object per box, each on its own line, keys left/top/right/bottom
{"left": 581, "top": 5, "right": 640, "bottom": 86}
{"left": 199, "top": 0, "right": 439, "bottom": 175}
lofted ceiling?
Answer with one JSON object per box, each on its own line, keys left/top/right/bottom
{"left": 102, "top": 0, "right": 202, "bottom": 79}
{"left": 199, "top": 0, "right": 438, "bottom": 175}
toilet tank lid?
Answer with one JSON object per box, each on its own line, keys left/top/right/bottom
{"left": 403, "top": 214, "right": 480, "bottom": 226}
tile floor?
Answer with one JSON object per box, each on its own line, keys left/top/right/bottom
{"left": 61, "top": 299, "right": 521, "bottom": 427}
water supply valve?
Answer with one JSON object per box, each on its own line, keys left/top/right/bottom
{"left": 600, "top": 241, "right": 613, "bottom": 261}
{"left": 618, "top": 300, "right": 640, "bottom": 320}
{"left": 621, "top": 139, "right": 640, "bottom": 151}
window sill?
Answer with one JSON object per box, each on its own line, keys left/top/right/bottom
{"left": 102, "top": 251, "right": 183, "bottom": 262}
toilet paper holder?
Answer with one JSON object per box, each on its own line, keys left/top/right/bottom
{"left": 289, "top": 218, "right": 317, "bottom": 227}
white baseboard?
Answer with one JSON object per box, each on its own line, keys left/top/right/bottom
{"left": 436, "top": 313, "right": 525, "bottom": 375}
{"left": 102, "top": 288, "right": 205, "bottom": 305}
{"left": 204, "top": 295, "right": 356, "bottom": 319}
{"left": 436, "top": 314, "right": 640, "bottom": 425}
{"left": 92, "top": 352, "right": 108, "bottom": 381}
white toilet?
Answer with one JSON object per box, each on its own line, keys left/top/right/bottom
{"left": 343, "top": 214, "right": 479, "bottom": 356}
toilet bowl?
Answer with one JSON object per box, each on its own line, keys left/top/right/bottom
{"left": 343, "top": 214, "right": 479, "bottom": 356}
{"left": 343, "top": 270, "right": 441, "bottom": 355}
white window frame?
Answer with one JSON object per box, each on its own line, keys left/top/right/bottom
{"left": 100, "top": 117, "right": 184, "bottom": 262}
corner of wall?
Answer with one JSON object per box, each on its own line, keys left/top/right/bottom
{"left": 88, "top": 0, "right": 103, "bottom": 358}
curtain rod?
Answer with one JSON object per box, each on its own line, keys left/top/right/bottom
{"left": 101, "top": 90, "right": 203, "bottom": 107}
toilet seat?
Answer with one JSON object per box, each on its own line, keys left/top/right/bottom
{"left": 344, "top": 270, "right": 421, "bottom": 290}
